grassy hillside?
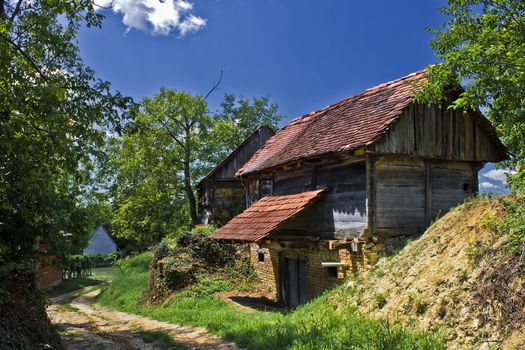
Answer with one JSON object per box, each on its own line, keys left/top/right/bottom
{"left": 98, "top": 253, "right": 443, "bottom": 350}
{"left": 333, "top": 196, "right": 525, "bottom": 349}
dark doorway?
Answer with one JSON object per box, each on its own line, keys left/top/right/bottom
{"left": 282, "top": 256, "right": 307, "bottom": 307}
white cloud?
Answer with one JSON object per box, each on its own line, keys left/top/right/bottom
{"left": 179, "top": 14, "right": 207, "bottom": 36}
{"left": 480, "top": 181, "right": 496, "bottom": 190}
{"left": 97, "top": 0, "right": 206, "bottom": 36}
{"left": 482, "top": 169, "right": 514, "bottom": 185}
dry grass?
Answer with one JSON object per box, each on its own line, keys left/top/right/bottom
{"left": 334, "top": 198, "right": 525, "bottom": 349}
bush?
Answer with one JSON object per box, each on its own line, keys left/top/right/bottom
{"left": 176, "top": 229, "right": 235, "bottom": 267}
{"left": 63, "top": 253, "right": 120, "bottom": 279}
{"left": 147, "top": 228, "right": 240, "bottom": 302}
{"left": 0, "top": 264, "right": 61, "bottom": 349}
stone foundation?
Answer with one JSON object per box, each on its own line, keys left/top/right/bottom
{"left": 249, "top": 240, "right": 385, "bottom": 303}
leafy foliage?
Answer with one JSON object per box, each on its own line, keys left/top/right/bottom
{"left": 0, "top": 0, "right": 131, "bottom": 262}
{"left": 419, "top": 0, "right": 524, "bottom": 188}
{"left": 0, "top": 2, "right": 130, "bottom": 347}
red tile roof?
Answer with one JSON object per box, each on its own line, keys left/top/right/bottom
{"left": 237, "top": 70, "right": 428, "bottom": 175}
{"left": 209, "top": 188, "right": 327, "bottom": 242}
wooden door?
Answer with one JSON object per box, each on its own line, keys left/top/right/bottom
{"left": 283, "top": 256, "right": 307, "bottom": 307}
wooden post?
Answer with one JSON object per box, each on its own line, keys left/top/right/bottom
{"left": 365, "top": 153, "right": 377, "bottom": 239}
{"left": 425, "top": 159, "right": 432, "bottom": 225}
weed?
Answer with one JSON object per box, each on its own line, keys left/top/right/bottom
{"left": 415, "top": 298, "right": 429, "bottom": 315}
{"left": 375, "top": 293, "right": 387, "bottom": 309}
{"left": 457, "top": 269, "right": 469, "bottom": 283}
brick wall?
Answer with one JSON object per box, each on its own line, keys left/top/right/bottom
{"left": 250, "top": 240, "right": 383, "bottom": 304}
{"left": 37, "top": 265, "right": 62, "bottom": 289}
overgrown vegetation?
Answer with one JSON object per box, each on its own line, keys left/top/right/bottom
{"left": 99, "top": 253, "right": 444, "bottom": 350}
{"left": 472, "top": 195, "right": 525, "bottom": 333}
{"left": 147, "top": 227, "right": 251, "bottom": 303}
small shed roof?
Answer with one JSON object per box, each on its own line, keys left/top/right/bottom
{"left": 209, "top": 188, "right": 327, "bottom": 242}
{"left": 237, "top": 70, "right": 507, "bottom": 175}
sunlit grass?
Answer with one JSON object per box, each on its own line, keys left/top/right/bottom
{"left": 98, "top": 253, "right": 444, "bottom": 350}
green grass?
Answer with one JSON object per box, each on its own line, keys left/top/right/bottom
{"left": 98, "top": 253, "right": 445, "bottom": 350}
{"left": 45, "top": 277, "right": 103, "bottom": 298}
{"left": 45, "top": 267, "right": 117, "bottom": 298}
{"left": 91, "top": 266, "right": 120, "bottom": 282}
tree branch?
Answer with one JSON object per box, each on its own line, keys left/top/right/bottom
{"left": 203, "top": 67, "right": 223, "bottom": 101}
{"left": 158, "top": 119, "right": 186, "bottom": 149}
{"left": 0, "top": 33, "right": 48, "bottom": 82}
{"left": 9, "top": 0, "right": 23, "bottom": 21}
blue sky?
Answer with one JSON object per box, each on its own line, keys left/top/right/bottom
{"left": 78, "top": 0, "right": 511, "bottom": 193}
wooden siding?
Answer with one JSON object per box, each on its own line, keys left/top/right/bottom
{"left": 246, "top": 159, "right": 368, "bottom": 240}
{"left": 374, "top": 157, "right": 426, "bottom": 234}
{"left": 370, "top": 155, "right": 480, "bottom": 238}
{"left": 430, "top": 160, "right": 476, "bottom": 219}
{"left": 372, "top": 104, "right": 500, "bottom": 162}
{"left": 199, "top": 126, "right": 275, "bottom": 225}
{"left": 202, "top": 180, "right": 245, "bottom": 226}
{"left": 314, "top": 162, "right": 367, "bottom": 239}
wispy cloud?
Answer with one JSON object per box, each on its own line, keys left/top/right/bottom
{"left": 480, "top": 181, "right": 496, "bottom": 190}
{"left": 97, "top": 0, "right": 206, "bottom": 36}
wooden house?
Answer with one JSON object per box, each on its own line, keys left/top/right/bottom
{"left": 210, "top": 70, "right": 508, "bottom": 307}
{"left": 197, "top": 126, "right": 275, "bottom": 225}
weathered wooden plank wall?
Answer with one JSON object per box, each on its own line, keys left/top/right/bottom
{"left": 314, "top": 162, "right": 367, "bottom": 239}
{"left": 430, "top": 160, "right": 476, "bottom": 219}
{"left": 374, "top": 157, "right": 426, "bottom": 235}
{"left": 370, "top": 155, "right": 480, "bottom": 238}
{"left": 248, "top": 159, "right": 368, "bottom": 240}
{"left": 209, "top": 126, "right": 275, "bottom": 181}
{"left": 373, "top": 104, "right": 499, "bottom": 162}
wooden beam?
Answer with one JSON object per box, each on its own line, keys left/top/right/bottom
{"left": 364, "top": 153, "right": 378, "bottom": 239}
{"left": 425, "top": 159, "right": 432, "bottom": 225}
{"left": 260, "top": 241, "right": 318, "bottom": 250}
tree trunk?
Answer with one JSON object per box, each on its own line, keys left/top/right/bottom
{"left": 183, "top": 157, "right": 199, "bottom": 227}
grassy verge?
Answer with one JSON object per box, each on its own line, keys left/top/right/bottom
{"left": 98, "top": 253, "right": 444, "bottom": 350}
{"left": 45, "top": 267, "right": 117, "bottom": 298}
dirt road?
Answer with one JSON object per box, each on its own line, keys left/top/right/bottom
{"left": 47, "top": 288, "right": 238, "bottom": 350}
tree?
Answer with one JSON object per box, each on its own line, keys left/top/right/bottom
{"left": 0, "top": 0, "right": 131, "bottom": 262}
{"left": 419, "top": 0, "right": 525, "bottom": 189}
{"left": 106, "top": 113, "right": 191, "bottom": 249}
{"left": 141, "top": 88, "right": 211, "bottom": 227}
{"left": 206, "top": 94, "right": 283, "bottom": 165}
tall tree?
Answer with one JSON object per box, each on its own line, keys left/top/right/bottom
{"left": 140, "top": 88, "right": 210, "bottom": 227}
{"left": 419, "top": 0, "right": 525, "bottom": 189}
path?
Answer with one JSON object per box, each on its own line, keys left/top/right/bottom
{"left": 47, "top": 288, "right": 238, "bottom": 350}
